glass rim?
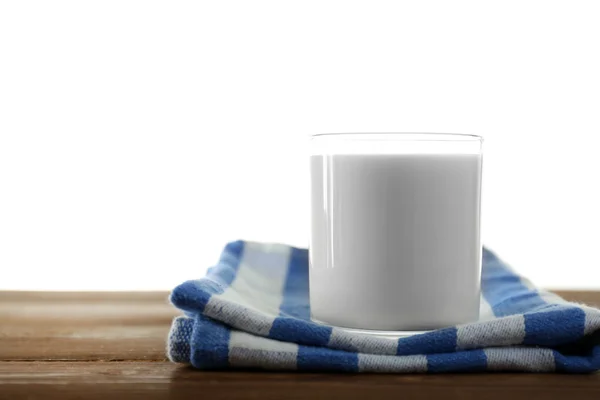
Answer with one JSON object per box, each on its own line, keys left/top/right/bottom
{"left": 311, "top": 132, "right": 483, "bottom": 141}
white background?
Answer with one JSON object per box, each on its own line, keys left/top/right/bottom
{"left": 1, "top": 1, "right": 599, "bottom": 290}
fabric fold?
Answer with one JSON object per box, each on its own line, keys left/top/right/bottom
{"left": 167, "top": 240, "right": 600, "bottom": 373}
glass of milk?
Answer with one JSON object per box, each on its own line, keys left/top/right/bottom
{"left": 310, "top": 133, "right": 483, "bottom": 332}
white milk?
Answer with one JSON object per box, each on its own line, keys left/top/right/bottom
{"left": 310, "top": 153, "right": 482, "bottom": 331}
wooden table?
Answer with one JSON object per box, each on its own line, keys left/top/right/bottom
{"left": 0, "top": 291, "right": 599, "bottom": 399}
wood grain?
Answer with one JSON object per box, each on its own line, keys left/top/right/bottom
{"left": 0, "top": 290, "right": 598, "bottom": 399}
{"left": 0, "top": 291, "right": 179, "bottom": 361}
{"left": 554, "top": 290, "right": 600, "bottom": 307}
{"left": 0, "top": 362, "right": 599, "bottom": 400}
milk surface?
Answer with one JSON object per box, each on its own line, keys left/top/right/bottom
{"left": 310, "top": 153, "right": 482, "bottom": 330}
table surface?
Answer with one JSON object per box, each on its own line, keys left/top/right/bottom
{"left": 0, "top": 290, "right": 599, "bottom": 399}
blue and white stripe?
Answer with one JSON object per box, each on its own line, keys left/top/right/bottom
{"left": 168, "top": 241, "right": 600, "bottom": 373}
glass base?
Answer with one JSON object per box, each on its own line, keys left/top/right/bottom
{"left": 311, "top": 318, "right": 430, "bottom": 339}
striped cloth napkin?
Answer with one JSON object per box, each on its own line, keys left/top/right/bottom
{"left": 167, "top": 241, "right": 600, "bottom": 373}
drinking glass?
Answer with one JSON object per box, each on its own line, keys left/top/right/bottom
{"left": 309, "top": 133, "right": 483, "bottom": 332}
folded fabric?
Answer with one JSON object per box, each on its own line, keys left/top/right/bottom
{"left": 167, "top": 241, "right": 600, "bottom": 373}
